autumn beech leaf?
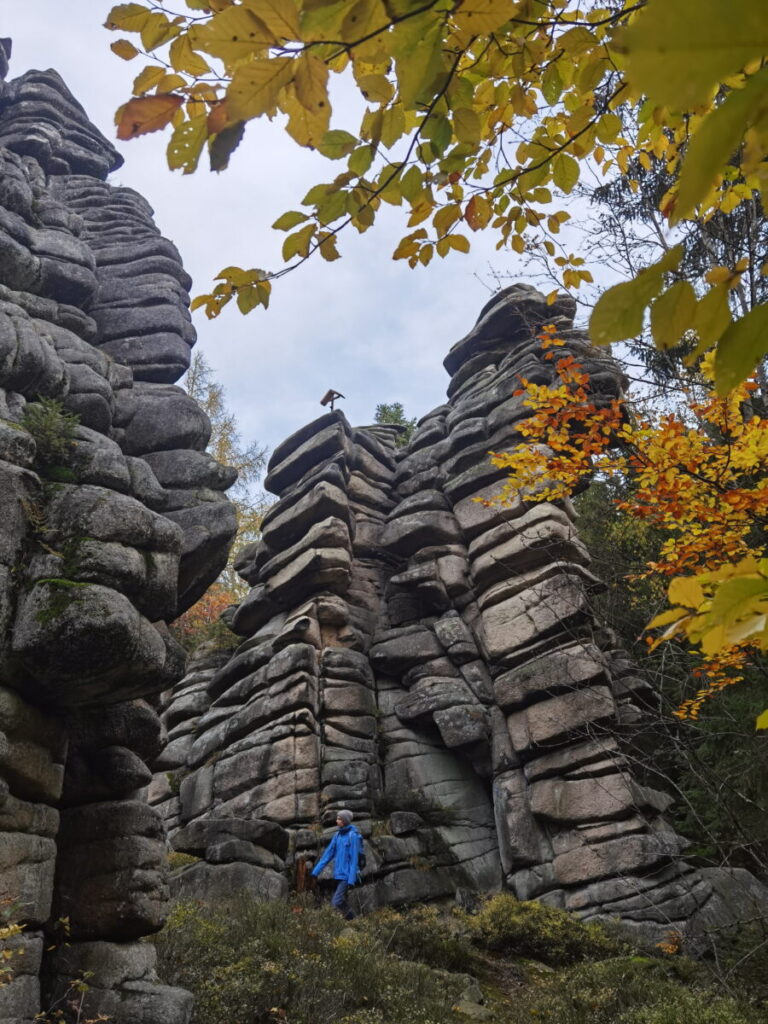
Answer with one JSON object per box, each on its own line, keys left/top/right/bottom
{"left": 650, "top": 280, "right": 697, "bottom": 350}
{"left": 294, "top": 53, "right": 330, "bottom": 117}
{"left": 617, "top": 0, "right": 768, "bottom": 108}
{"left": 282, "top": 223, "right": 316, "bottom": 261}
{"left": 317, "top": 130, "right": 357, "bottom": 160}
{"left": 191, "top": 6, "right": 275, "bottom": 65}
{"left": 209, "top": 122, "right": 246, "bottom": 172}
{"left": 318, "top": 232, "right": 341, "bottom": 261}
{"left": 668, "top": 575, "right": 706, "bottom": 609}
{"left": 244, "top": 0, "right": 300, "bottom": 42}
{"left": 141, "top": 11, "right": 180, "bottom": 52}
{"left": 552, "top": 153, "right": 579, "bottom": 194}
{"left": 453, "top": 0, "right": 517, "bottom": 35}
{"left": 226, "top": 59, "right": 295, "bottom": 121}
{"left": 465, "top": 195, "right": 491, "bottom": 231}
{"left": 111, "top": 39, "right": 139, "bottom": 60}
{"left": 206, "top": 102, "right": 229, "bottom": 136}
{"left": 646, "top": 607, "right": 690, "bottom": 631}
{"left": 272, "top": 211, "right": 309, "bottom": 231}
{"left": 116, "top": 94, "right": 184, "bottom": 140}
{"left": 674, "top": 66, "right": 768, "bottom": 224}
{"left": 757, "top": 709, "right": 768, "bottom": 731}
{"left": 169, "top": 34, "right": 211, "bottom": 76}
{"left": 714, "top": 303, "right": 768, "bottom": 394}
{"left": 392, "top": 11, "right": 445, "bottom": 108}
{"left": 590, "top": 246, "right": 683, "bottom": 346}
{"left": 447, "top": 234, "right": 470, "bottom": 253}
{"left": 454, "top": 107, "right": 482, "bottom": 145}
{"left": 105, "top": 3, "right": 150, "bottom": 31}
{"left": 689, "top": 284, "right": 732, "bottom": 357}
{"left": 282, "top": 84, "right": 328, "bottom": 147}
{"left": 167, "top": 114, "right": 208, "bottom": 173}
{"left": 133, "top": 65, "right": 166, "bottom": 95}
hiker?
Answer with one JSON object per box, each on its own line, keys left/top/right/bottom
{"left": 311, "top": 809, "right": 364, "bottom": 920}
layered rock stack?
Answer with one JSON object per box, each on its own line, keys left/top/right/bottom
{"left": 156, "top": 284, "right": 760, "bottom": 940}
{"left": 0, "top": 49, "right": 235, "bottom": 1024}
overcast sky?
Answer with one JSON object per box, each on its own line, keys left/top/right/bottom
{"left": 7, "top": 3, "right": 565, "bottom": 460}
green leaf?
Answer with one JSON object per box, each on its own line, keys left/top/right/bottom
{"left": 590, "top": 246, "right": 683, "bottom": 346}
{"left": 595, "top": 112, "right": 622, "bottom": 145}
{"left": 426, "top": 114, "right": 452, "bottom": 156}
{"left": 400, "top": 165, "right": 423, "bottom": 202}
{"left": 552, "top": 153, "right": 579, "bottom": 194}
{"left": 714, "top": 303, "right": 768, "bottom": 393}
{"left": 282, "top": 223, "right": 316, "bottom": 261}
{"left": 541, "top": 62, "right": 563, "bottom": 106}
{"left": 380, "top": 105, "right": 406, "bottom": 149}
{"left": 272, "top": 210, "right": 309, "bottom": 231}
{"left": 709, "top": 576, "right": 768, "bottom": 624}
{"left": 650, "top": 281, "right": 697, "bottom": 350}
{"left": 393, "top": 11, "right": 445, "bottom": 109}
{"left": 674, "top": 66, "right": 768, "bottom": 223}
{"left": 316, "top": 188, "right": 347, "bottom": 225}
{"left": 348, "top": 144, "right": 374, "bottom": 176}
{"left": 236, "top": 281, "right": 265, "bottom": 314}
{"left": 618, "top": 0, "right": 768, "bottom": 108}
{"left": 690, "top": 284, "right": 732, "bottom": 357}
{"left": 318, "top": 129, "right": 357, "bottom": 159}
{"left": 453, "top": 0, "right": 518, "bottom": 35}
{"left": 453, "top": 107, "right": 481, "bottom": 145}
{"left": 302, "top": 183, "right": 331, "bottom": 206}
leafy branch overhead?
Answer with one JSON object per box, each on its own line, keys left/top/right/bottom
{"left": 106, "top": 0, "right": 768, "bottom": 388}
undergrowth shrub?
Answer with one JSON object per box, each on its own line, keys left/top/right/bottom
{"left": 366, "top": 905, "right": 472, "bottom": 971}
{"left": 155, "top": 897, "right": 764, "bottom": 1024}
{"left": 155, "top": 900, "right": 463, "bottom": 1024}
{"left": 514, "top": 957, "right": 761, "bottom": 1024}
{"left": 470, "top": 893, "right": 627, "bottom": 964}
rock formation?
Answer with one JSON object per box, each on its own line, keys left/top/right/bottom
{"left": 0, "top": 45, "right": 235, "bottom": 1023}
{"left": 153, "top": 282, "right": 768, "bottom": 944}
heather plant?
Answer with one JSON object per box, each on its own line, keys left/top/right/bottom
{"left": 154, "top": 897, "right": 764, "bottom": 1024}
{"left": 470, "top": 893, "right": 627, "bottom": 965}
{"left": 155, "top": 900, "right": 462, "bottom": 1024}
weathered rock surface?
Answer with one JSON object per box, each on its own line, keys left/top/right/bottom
{"left": 153, "top": 281, "right": 768, "bottom": 944}
{"left": 0, "top": 53, "right": 236, "bottom": 1023}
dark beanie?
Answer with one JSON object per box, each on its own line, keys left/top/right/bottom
{"left": 337, "top": 809, "right": 353, "bottom": 825}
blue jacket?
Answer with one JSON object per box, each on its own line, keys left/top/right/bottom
{"left": 311, "top": 825, "right": 363, "bottom": 885}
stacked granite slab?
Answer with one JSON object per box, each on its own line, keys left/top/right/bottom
{"left": 151, "top": 410, "right": 501, "bottom": 905}
{"left": 0, "top": 51, "right": 236, "bottom": 1024}
{"left": 153, "top": 283, "right": 765, "bottom": 938}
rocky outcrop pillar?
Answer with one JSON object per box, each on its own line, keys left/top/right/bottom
{"left": 151, "top": 284, "right": 757, "bottom": 940}
{"left": 0, "top": 50, "right": 235, "bottom": 1023}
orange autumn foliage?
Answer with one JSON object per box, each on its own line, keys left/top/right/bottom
{"left": 490, "top": 328, "right": 768, "bottom": 719}
{"left": 172, "top": 582, "right": 239, "bottom": 651}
